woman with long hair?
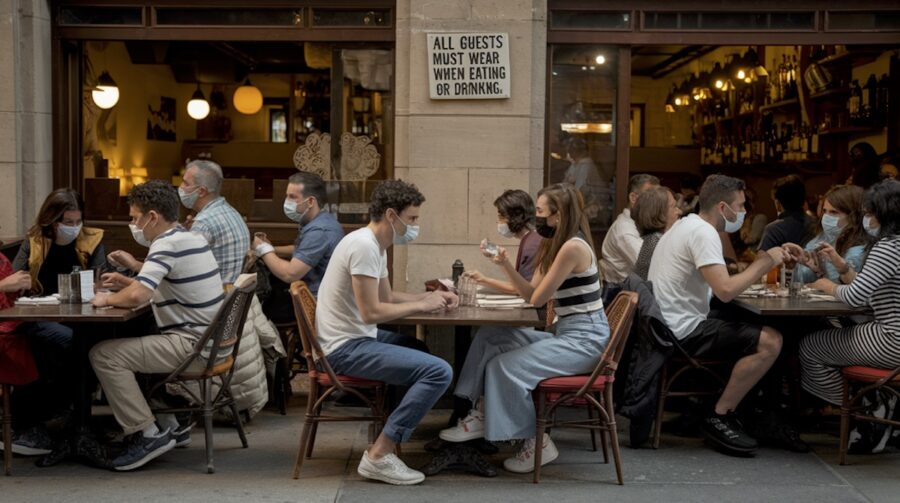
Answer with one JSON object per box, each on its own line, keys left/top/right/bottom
{"left": 13, "top": 188, "right": 106, "bottom": 294}
{"left": 440, "top": 183, "right": 610, "bottom": 474}
{"left": 801, "top": 179, "right": 900, "bottom": 431}
{"left": 788, "top": 185, "right": 868, "bottom": 284}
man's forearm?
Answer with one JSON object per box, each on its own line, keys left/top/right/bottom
{"left": 389, "top": 290, "right": 430, "bottom": 304}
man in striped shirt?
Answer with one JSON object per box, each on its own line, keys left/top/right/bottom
{"left": 90, "top": 180, "right": 224, "bottom": 471}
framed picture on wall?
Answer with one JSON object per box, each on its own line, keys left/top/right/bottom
{"left": 269, "top": 109, "right": 287, "bottom": 143}
{"left": 147, "top": 96, "right": 176, "bottom": 142}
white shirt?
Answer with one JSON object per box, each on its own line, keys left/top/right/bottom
{"left": 315, "top": 228, "right": 389, "bottom": 355}
{"left": 648, "top": 214, "right": 726, "bottom": 340}
{"left": 600, "top": 209, "right": 643, "bottom": 283}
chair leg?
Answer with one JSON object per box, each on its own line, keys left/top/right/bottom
{"left": 202, "top": 380, "right": 215, "bottom": 474}
{"left": 587, "top": 405, "right": 598, "bottom": 452}
{"left": 653, "top": 364, "right": 668, "bottom": 449}
{"left": 3, "top": 384, "right": 11, "bottom": 476}
{"left": 533, "top": 392, "right": 547, "bottom": 484}
{"left": 292, "top": 417, "right": 315, "bottom": 479}
{"left": 228, "top": 400, "right": 249, "bottom": 448}
{"left": 605, "top": 386, "right": 624, "bottom": 485}
{"left": 839, "top": 376, "right": 852, "bottom": 466}
{"left": 596, "top": 393, "right": 609, "bottom": 463}
{"left": 305, "top": 422, "right": 319, "bottom": 459}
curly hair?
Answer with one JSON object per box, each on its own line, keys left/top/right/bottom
{"left": 127, "top": 180, "right": 180, "bottom": 222}
{"left": 28, "top": 188, "right": 85, "bottom": 240}
{"left": 368, "top": 179, "right": 426, "bottom": 222}
{"left": 494, "top": 189, "right": 535, "bottom": 234}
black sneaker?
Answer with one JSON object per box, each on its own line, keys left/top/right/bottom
{"left": 112, "top": 429, "right": 176, "bottom": 471}
{"left": 701, "top": 412, "right": 758, "bottom": 456}
{"left": 173, "top": 423, "right": 194, "bottom": 448}
{"left": 0, "top": 426, "right": 53, "bottom": 456}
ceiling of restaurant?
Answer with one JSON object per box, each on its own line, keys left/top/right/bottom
{"left": 552, "top": 44, "right": 719, "bottom": 78}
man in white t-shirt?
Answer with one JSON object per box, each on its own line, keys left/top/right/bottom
{"left": 649, "top": 174, "right": 791, "bottom": 457}
{"left": 600, "top": 174, "right": 660, "bottom": 282}
{"left": 316, "top": 180, "right": 457, "bottom": 486}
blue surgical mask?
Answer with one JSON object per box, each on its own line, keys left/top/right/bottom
{"left": 821, "top": 213, "right": 844, "bottom": 240}
{"left": 863, "top": 215, "right": 880, "bottom": 238}
{"left": 178, "top": 186, "right": 201, "bottom": 209}
{"left": 283, "top": 199, "right": 311, "bottom": 224}
{"left": 497, "top": 223, "right": 515, "bottom": 238}
{"left": 56, "top": 223, "right": 82, "bottom": 245}
{"left": 390, "top": 212, "right": 419, "bottom": 245}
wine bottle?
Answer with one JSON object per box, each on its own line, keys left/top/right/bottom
{"left": 848, "top": 80, "right": 862, "bottom": 124}
{"left": 863, "top": 74, "right": 878, "bottom": 126}
{"left": 876, "top": 74, "right": 890, "bottom": 127}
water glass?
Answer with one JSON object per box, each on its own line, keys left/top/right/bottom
{"left": 57, "top": 274, "right": 71, "bottom": 302}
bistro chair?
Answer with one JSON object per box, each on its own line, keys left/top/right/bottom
{"left": 532, "top": 291, "right": 639, "bottom": 485}
{"left": 0, "top": 333, "right": 40, "bottom": 475}
{"left": 289, "top": 281, "right": 389, "bottom": 479}
{"left": 838, "top": 364, "right": 900, "bottom": 465}
{"left": 147, "top": 273, "right": 257, "bottom": 474}
{"left": 651, "top": 337, "right": 730, "bottom": 449}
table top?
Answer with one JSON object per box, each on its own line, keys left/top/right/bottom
{"left": 0, "top": 302, "right": 152, "bottom": 323}
{"left": 393, "top": 306, "right": 541, "bottom": 327}
{"left": 731, "top": 295, "right": 868, "bottom": 317}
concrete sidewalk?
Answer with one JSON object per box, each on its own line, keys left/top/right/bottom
{"left": 3, "top": 398, "right": 898, "bottom": 503}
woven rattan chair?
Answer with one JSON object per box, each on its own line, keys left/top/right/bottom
{"left": 532, "top": 291, "right": 639, "bottom": 484}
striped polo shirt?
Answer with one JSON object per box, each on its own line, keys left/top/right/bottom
{"left": 553, "top": 236, "right": 604, "bottom": 317}
{"left": 136, "top": 226, "right": 224, "bottom": 345}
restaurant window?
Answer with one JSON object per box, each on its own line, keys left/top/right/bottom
{"left": 58, "top": 6, "right": 144, "bottom": 26}
{"left": 547, "top": 45, "right": 618, "bottom": 235}
{"left": 153, "top": 8, "right": 304, "bottom": 27}
{"left": 550, "top": 11, "right": 632, "bottom": 31}
{"left": 311, "top": 9, "right": 392, "bottom": 27}
{"left": 826, "top": 11, "right": 900, "bottom": 31}
{"left": 642, "top": 11, "right": 816, "bottom": 31}
{"left": 80, "top": 40, "right": 393, "bottom": 226}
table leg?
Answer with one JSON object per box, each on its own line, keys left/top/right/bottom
{"left": 416, "top": 324, "right": 425, "bottom": 342}
{"left": 450, "top": 326, "right": 473, "bottom": 426}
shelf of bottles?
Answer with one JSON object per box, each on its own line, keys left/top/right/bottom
{"left": 691, "top": 46, "right": 891, "bottom": 170}
{"left": 292, "top": 74, "right": 331, "bottom": 144}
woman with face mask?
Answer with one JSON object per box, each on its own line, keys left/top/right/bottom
{"left": 12, "top": 188, "right": 106, "bottom": 295}
{"left": 786, "top": 185, "right": 867, "bottom": 285}
{"left": 463, "top": 190, "right": 542, "bottom": 294}
{"left": 441, "top": 184, "right": 610, "bottom": 474}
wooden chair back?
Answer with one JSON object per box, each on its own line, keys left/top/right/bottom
{"left": 289, "top": 281, "right": 346, "bottom": 391}
{"left": 220, "top": 178, "right": 255, "bottom": 218}
{"left": 574, "top": 291, "right": 639, "bottom": 397}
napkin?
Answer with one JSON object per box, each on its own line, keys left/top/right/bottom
{"left": 15, "top": 294, "right": 61, "bottom": 306}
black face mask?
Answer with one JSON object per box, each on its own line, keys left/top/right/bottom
{"left": 535, "top": 216, "right": 556, "bottom": 238}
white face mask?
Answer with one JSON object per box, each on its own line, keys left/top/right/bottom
{"left": 821, "top": 213, "right": 844, "bottom": 240}
{"left": 389, "top": 211, "right": 419, "bottom": 245}
{"left": 497, "top": 222, "right": 515, "bottom": 238}
{"left": 178, "top": 186, "right": 201, "bottom": 209}
{"left": 720, "top": 202, "right": 746, "bottom": 234}
{"left": 283, "top": 198, "right": 311, "bottom": 224}
{"left": 863, "top": 215, "right": 880, "bottom": 238}
{"left": 129, "top": 217, "right": 152, "bottom": 247}
{"left": 56, "top": 223, "right": 82, "bottom": 245}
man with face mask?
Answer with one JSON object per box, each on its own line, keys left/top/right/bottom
{"left": 89, "top": 180, "right": 224, "bottom": 471}
{"left": 178, "top": 160, "right": 250, "bottom": 285}
{"left": 315, "top": 180, "right": 456, "bottom": 485}
{"left": 252, "top": 172, "right": 343, "bottom": 323}
{"left": 649, "top": 175, "right": 791, "bottom": 457}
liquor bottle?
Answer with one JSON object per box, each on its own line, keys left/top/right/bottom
{"left": 790, "top": 124, "right": 801, "bottom": 160}
{"left": 848, "top": 80, "right": 862, "bottom": 124}
{"left": 810, "top": 123, "right": 820, "bottom": 156}
{"left": 876, "top": 74, "right": 890, "bottom": 127}
{"left": 800, "top": 123, "right": 809, "bottom": 159}
{"left": 770, "top": 58, "right": 781, "bottom": 103}
{"left": 862, "top": 74, "right": 878, "bottom": 126}
{"left": 789, "top": 55, "right": 800, "bottom": 100}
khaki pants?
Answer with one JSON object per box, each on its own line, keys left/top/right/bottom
{"left": 89, "top": 333, "right": 204, "bottom": 435}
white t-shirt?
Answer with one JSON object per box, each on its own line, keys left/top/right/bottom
{"left": 648, "top": 214, "right": 725, "bottom": 340}
{"left": 600, "top": 209, "right": 643, "bottom": 283}
{"left": 315, "top": 227, "right": 389, "bottom": 355}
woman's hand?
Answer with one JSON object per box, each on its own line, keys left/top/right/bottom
{"left": 815, "top": 242, "right": 847, "bottom": 271}
{"left": 810, "top": 277, "right": 837, "bottom": 296}
{"left": 462, "top": 270, "right": 485, "bottom": 283}
{"left": 490, "top": 246, "right": 510, "bottom": 266}
{"left": 0, "top": 270, "right": 31, "bottom": 293}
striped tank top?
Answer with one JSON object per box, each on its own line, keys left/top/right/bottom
{"left": 553, "top": 236, "right": 604, "bottom": 317}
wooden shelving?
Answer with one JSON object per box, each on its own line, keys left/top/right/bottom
{"left": 818, "top": 126, "right": 884, "bottom": 137}
{"left": 759, "top": 98, "right": 799, "bottom": 114}
{"left": 809, "top": 87, "right": 850, "bottom": 101}
{"left": 815, "top": 49, "right": 881, "bottom": 69}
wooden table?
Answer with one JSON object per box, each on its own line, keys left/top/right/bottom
{"left": 393, "top": 306, "right": 541, "bottom": 327}
{"left": 0, "top": 302, "right": 152, "bottom": 468}
{"left": 731, "top": 295, "right": 869, "bottom": 317}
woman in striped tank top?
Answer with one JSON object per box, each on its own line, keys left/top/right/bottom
{"left": 440, "top": 184, "right": 610, "bottom": 474}
{"left": 801, "top": 179, "right": 900, "bottom": 406}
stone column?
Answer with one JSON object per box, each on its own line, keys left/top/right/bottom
{"left": 0, "top": 0, "right": 52, "bottom": 236}
{"left": 393, "top": 0, "right": 547, "bottom": 291}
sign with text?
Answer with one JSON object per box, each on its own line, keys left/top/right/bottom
{"left": 427, "top": 32, "right": 510, "bottom": 100}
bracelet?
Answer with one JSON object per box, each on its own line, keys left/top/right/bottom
{"left": 255, "top": 243, "right": 275, "bottom": 257}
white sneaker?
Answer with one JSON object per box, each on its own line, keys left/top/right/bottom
{"left": 502, "top": 434, "right": 559, "bottom": 474}
{"left": 439, "top": 410, "right": 485, "bottom": 442}
{"left": 357, "top": 450, "right": 425, "bottom": 485}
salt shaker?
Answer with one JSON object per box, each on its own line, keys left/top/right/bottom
{"left": 452, "top": 259, "right": 464, "bottom": 286}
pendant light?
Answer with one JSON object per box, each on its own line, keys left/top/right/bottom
{"left": 187, "top": 84, "right": 210, "bottom": 120}
{"left": 91, "top": 71, "right": 120, "bottom": 109}
{"left": 233, "top": 77, "right": 263, "bottom": 115}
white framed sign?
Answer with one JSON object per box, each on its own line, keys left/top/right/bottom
{"left": 427, "top": 32, "right": 510, "bottom": 100}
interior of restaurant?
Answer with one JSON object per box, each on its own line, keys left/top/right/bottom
{"left": 547, "top": 43, "right": 898, "bottom": 239}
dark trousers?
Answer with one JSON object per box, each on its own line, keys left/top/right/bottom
{"left": 12, "top": 322, "right": 74, "bottom": 429}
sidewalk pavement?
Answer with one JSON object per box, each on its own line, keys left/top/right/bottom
{"left": 2, "top": 397, "right": 898, "bottom": 503}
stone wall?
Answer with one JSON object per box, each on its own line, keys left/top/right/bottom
{"left": 0, "top": 0, "right": 52, "bottom": 237}
{"left": 393, "top": 0, "right": 547, "bottom": 292}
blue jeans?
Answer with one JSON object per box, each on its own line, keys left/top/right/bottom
{"left": 12, "top": 322, "right": 74, "bottom": 428}
{"left": 326, "top": 333, "right": 452, "bottom": 443}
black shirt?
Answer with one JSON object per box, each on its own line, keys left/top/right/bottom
{"left": 36, "top": 242, "right": 81, "bottom": 295}
{"left": 757, "top": 211, "right": 816, "bottom": 251}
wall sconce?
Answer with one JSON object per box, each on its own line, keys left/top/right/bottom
{"left": 233, "top": 77, "right": 263, "bottom": 115}
{"left": 187, "top": 85, "right": 210, "bottom": 120}
{"left": 91, "top": 71, "right": 120, "bottom": 109}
